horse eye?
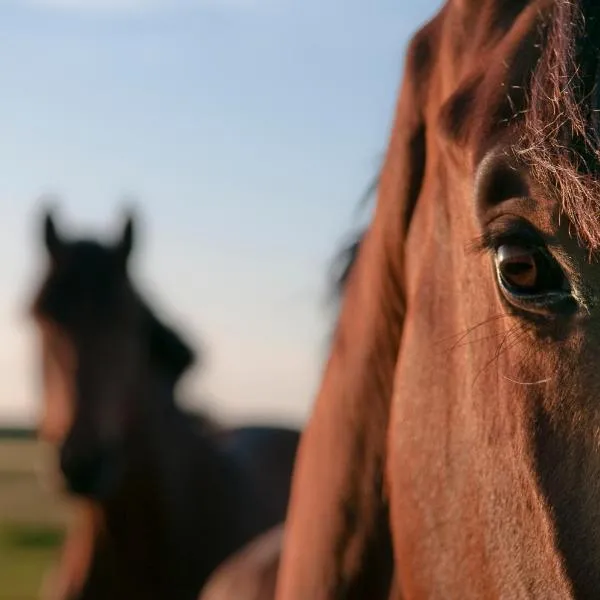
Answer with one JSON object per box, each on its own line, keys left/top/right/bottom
{"left": 495, "top": 244, "right": 566, "bottom": 296}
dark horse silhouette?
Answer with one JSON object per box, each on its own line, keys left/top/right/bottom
{"left": 29, "top": 209, "right": 300, "bottom": 600}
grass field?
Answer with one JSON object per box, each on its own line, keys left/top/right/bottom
{"left": 0, "top": 437, "right": 68, "bottom": 600}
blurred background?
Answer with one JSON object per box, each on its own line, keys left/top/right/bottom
{"left": 0, "top": 1, "right": 440, "bottom": 597}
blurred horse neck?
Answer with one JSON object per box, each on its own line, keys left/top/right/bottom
{"left": 102, "top": 372, "right": 205, "bottom": 531}
{"left": 95, "top": 374, "right": 253, "bottom": 598}
{"left": 98, "top": 377, "right": 190, "bottom": 593}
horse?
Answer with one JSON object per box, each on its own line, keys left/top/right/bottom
{"left": 276, "top": 1, "right": 600, "bottom": 598}
{"left": 28, "top": 208, "right": 300, "bottom": 600}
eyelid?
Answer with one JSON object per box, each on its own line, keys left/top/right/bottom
{"left": 468, "top": 219, "right": 547, "bottom": 256}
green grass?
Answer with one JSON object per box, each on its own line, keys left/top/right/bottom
{"left": 0, "top": 522, "right": 64, "bottom": 600}
{"left": 0, "top": 437, "right": 68, "bottom": 600}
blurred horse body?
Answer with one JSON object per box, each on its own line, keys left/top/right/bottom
{"left": 30, "top": 210, "right": 300, "bottom": 600}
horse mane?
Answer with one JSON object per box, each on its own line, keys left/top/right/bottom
{"left": 327, "top": 171, "right": 379, "bottom": 303}
{"left": 328, "top": 229, "right": 367, "bottom": 302}
{"left": 522, "top": 0, "right": 600, "bottom": 252}
{"left": 143, "top": 302, "right": 199, "bottom": 383}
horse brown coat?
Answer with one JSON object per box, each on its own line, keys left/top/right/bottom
{"left": 277, "top": 1, "right": 600, "bottom": 598}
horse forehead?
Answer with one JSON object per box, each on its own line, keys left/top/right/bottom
{"left": 433, "top": 1, "right": 548, "bottom": 156}
{"left": 60, "top": 243, "right": 119, "bottom": 290}
{"left": 57, "top": 241, "right": 116, "bottom": 278}
{"left": 448, "top": 0, "right": 542, "bottom": 28}
{"left": 32, "top": 243, "right": 131, "bottom": 326}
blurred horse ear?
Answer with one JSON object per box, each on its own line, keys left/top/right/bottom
{"left": 115, "top": 213, "right": 135, "bottom": 266}
{"left": 147, "top": 310, "right": 198, "bottom": 382}
{"left": 42, "top": 209, "right": 63, "bottom": 262}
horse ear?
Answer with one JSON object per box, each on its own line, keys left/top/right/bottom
{"left": 115, "top": 214, "right": 134, "bottom": 266}
{"left": 147, "top": 311, "right": 197, "bottom": 382}
{"left": 43, "top": 210, "right": 63, "bottom": 262}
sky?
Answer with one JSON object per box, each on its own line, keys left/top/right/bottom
{"left": 0, "top": 0, "right": 441, "bottom": 428}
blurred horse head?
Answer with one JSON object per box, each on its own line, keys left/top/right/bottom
{"left": 29, "top": 207, "right": 301, "bottom": 600}
{"left": 30, "top": 208, "right": 195, "bottom": 500}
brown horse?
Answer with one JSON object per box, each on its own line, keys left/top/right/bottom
{"left": 29, "top": 209, "right": 300, "bottom": 600}
{"left": 277, "top": 1, "right": 600, "bottom": 598}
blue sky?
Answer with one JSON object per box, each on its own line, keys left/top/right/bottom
{"left": 0, "top": 0, "right": 440, "bottom": 427}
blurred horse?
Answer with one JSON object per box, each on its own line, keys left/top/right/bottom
{"left": 29, "top": 209, "right": 300, "bottom": 600}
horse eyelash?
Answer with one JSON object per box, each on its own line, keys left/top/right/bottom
{"left": 466, "top": 230, "right": 514, "bottom": 257}
{"left": 466, "top": 223, "right": 543, "bottom": 257}
{"left": 466, "top": 233, "right": 497, "bottom": 256}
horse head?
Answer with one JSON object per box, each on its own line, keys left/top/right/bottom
{"left": 30, "top": 207, "right": 196, "bottom": 501}
{"left": 278, "top": 2, "right": 600, "bottom": 598}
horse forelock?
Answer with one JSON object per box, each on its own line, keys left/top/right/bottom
{"left": 435, "top": 0, "right": 600, "bottom": 254}
{"left": 521, "top": 0, "right": 600, "bottom": 252}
